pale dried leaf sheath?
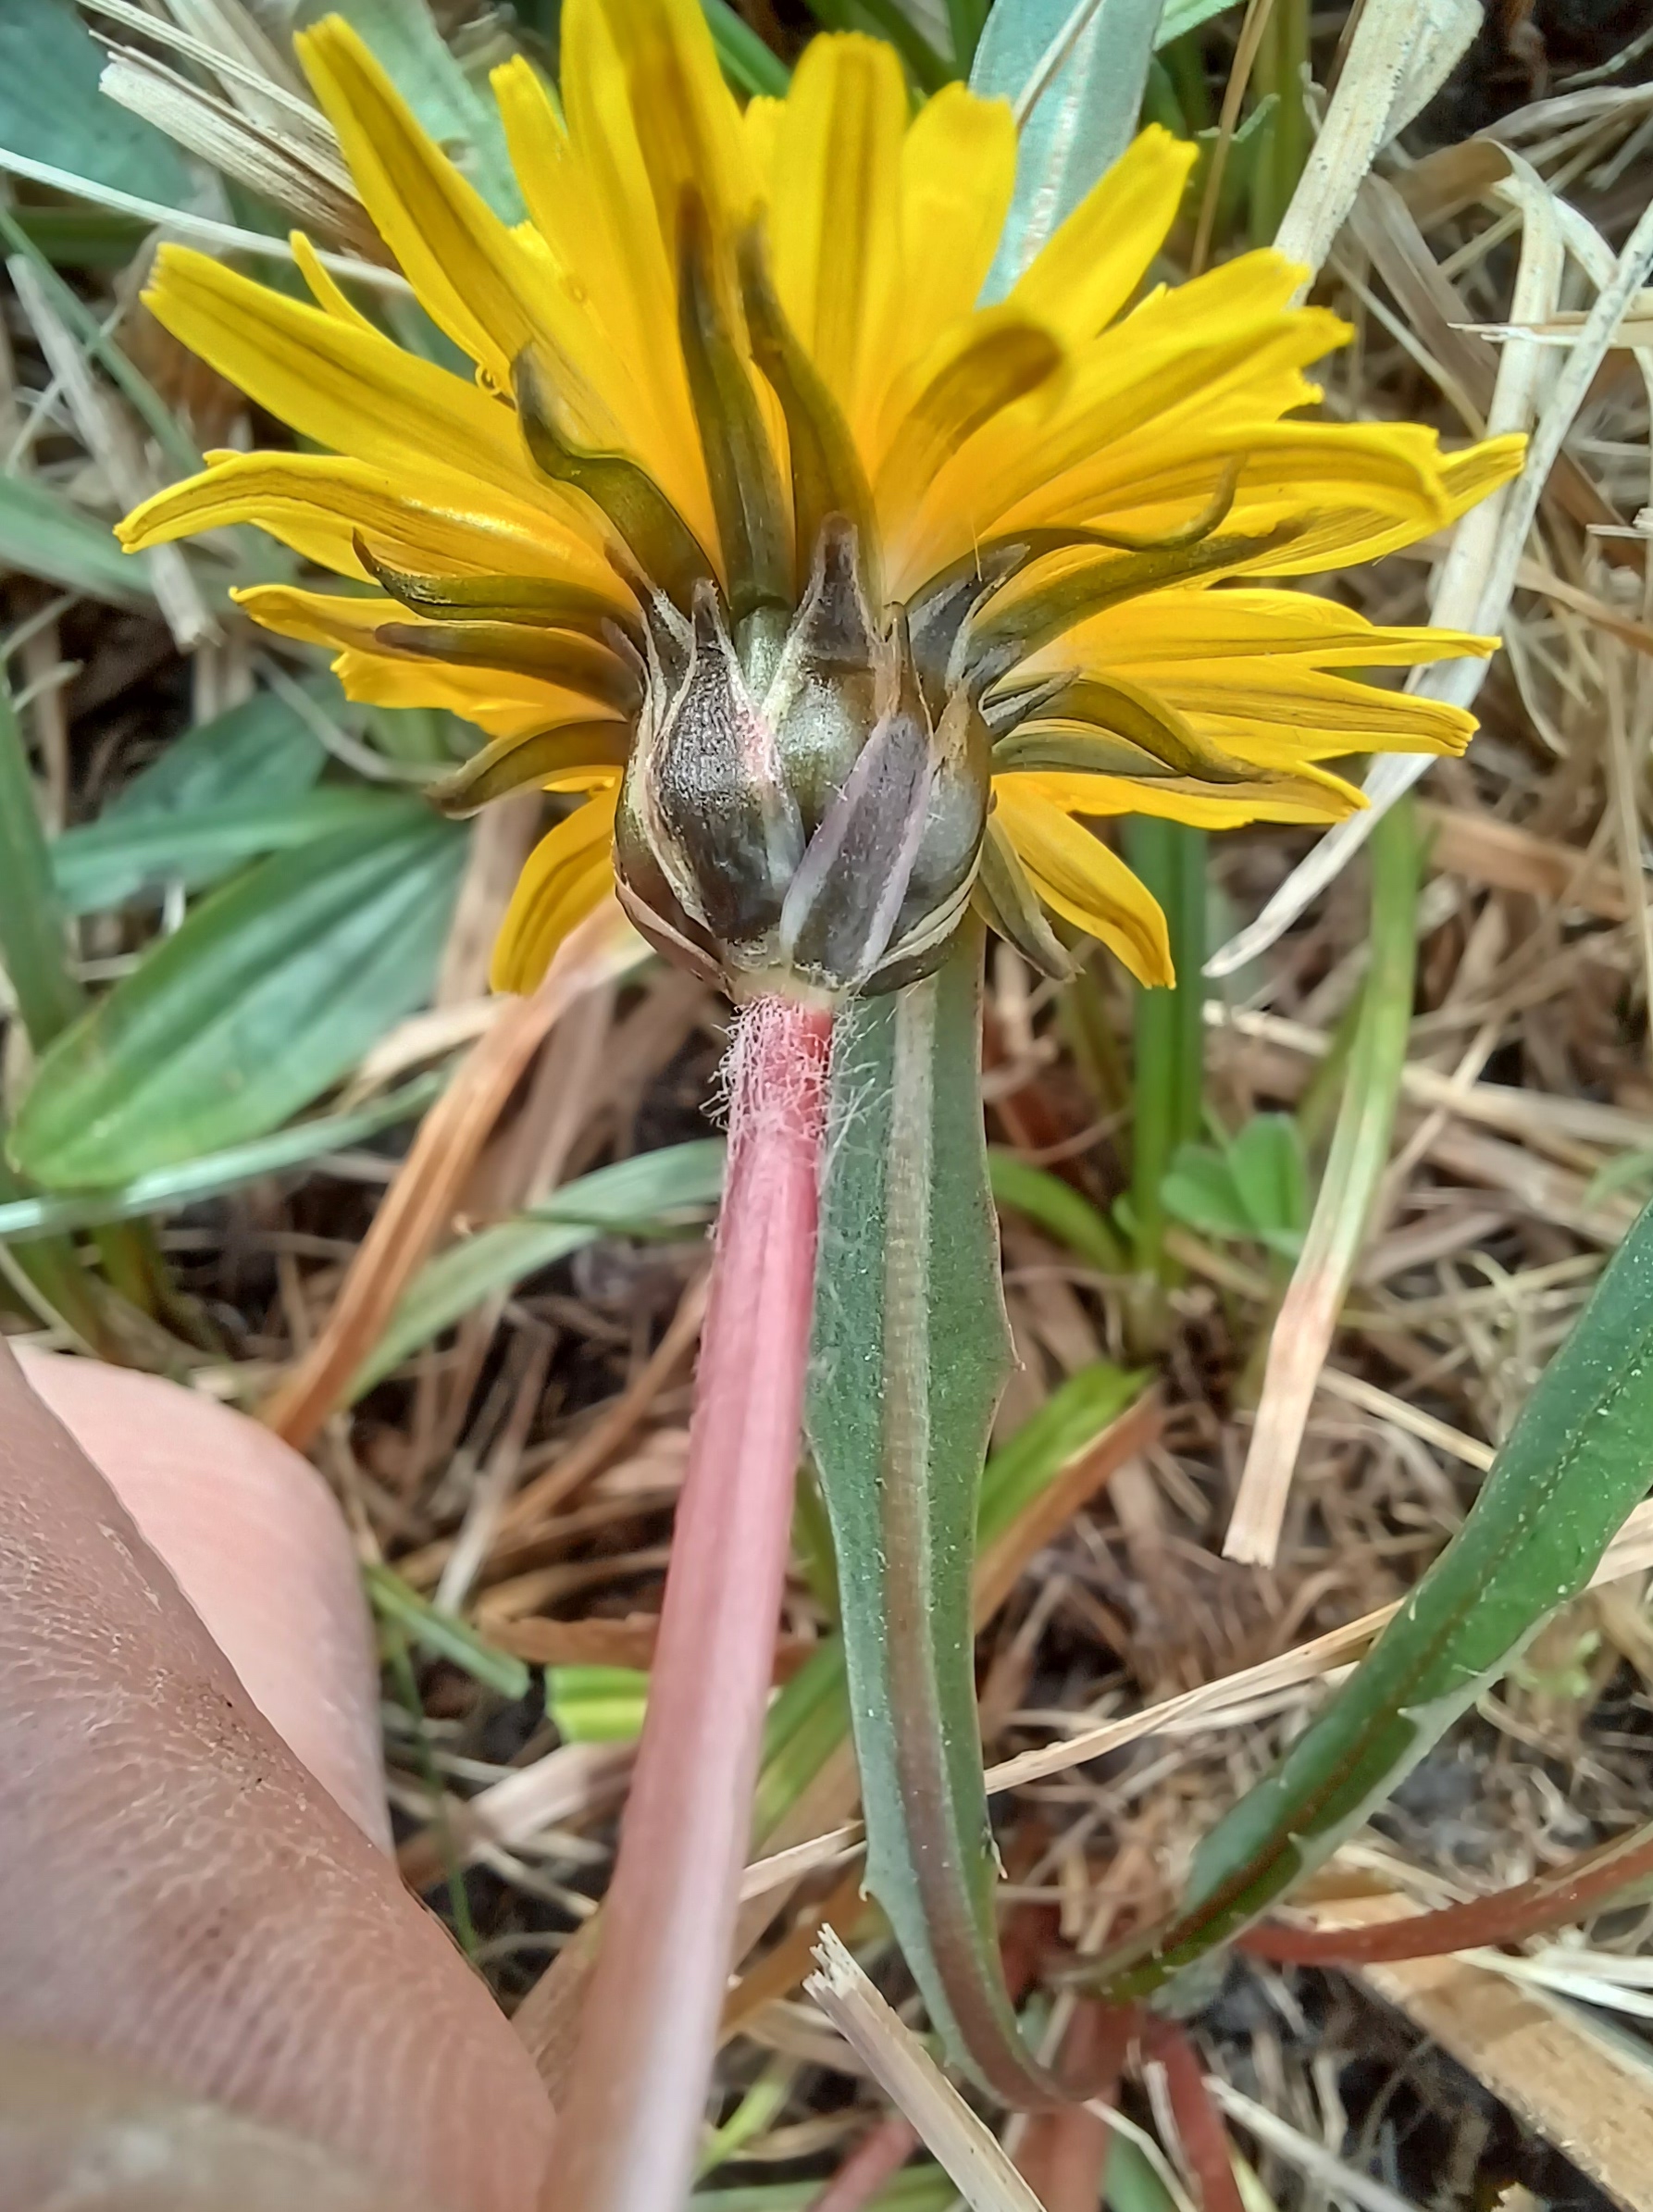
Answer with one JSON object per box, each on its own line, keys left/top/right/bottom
{"left": 805, "top": 1930, "right": 1049, "bottom": 2212}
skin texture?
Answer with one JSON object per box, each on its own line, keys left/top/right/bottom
{"left": 0, "top": 1338, "right": 554, "bottom": 2212}
{"left": 17, "top": 1347, "right": 391, "bottom": 1848}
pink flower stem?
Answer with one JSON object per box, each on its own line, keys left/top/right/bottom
{"left": 545, "top": 995, "right": 834, "bottom": 2212}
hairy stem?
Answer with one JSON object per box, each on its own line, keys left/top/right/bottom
{"left": 548, "top": 995, "right": 832, "bottom": 2212}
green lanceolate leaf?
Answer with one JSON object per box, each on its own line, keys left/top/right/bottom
{"left": 975, "top": 0, "right": 1169, "bottom": 298}
{"left": 54, "top": 789, "right": 393, "bottom": 914}
{"left": 754, "top": 1356, "right": 1147, "bottom": 1845}
{"left": 0, "top": 0, "right": 192, "bottom": 205}
{"left": 807, "top": 918, "right": 1063, "bottom": 2103}
{"left": 1092, "top": 1187, "right": 1653, "bottom": 2002}
{"left": 0, "top": 1070, "right": 443, "bottom": 1238}
{"left": 11, "top": 803, "right": 466, "bottom": 1187}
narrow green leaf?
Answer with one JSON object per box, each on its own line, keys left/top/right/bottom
{"left": 1094, "top": 1185, "right": 1653, "bottom": 2000}
{"left": 354, "top": 1139, "right": 727, "bottom": 1395}
{"left": 364, "top": 1562, "right": 530, "bottom": 1698}
{"left": 808, "top": 919, "right": 1060, "bottom": 2100}
{"left": 762, "top": 1360, "right": 1146, "bottom": 1845}
{"left": 54, "top": 789, "right": 394, "bottom": 914}
{"left": 547, "top": 1665, "right": 651, "bottom": 1743}
{"left": 0, "top": 1070, "right": 443, "bottom": 1238}
{"left": 0, "top": 0, "right": 192, "bottom": 205}
{"left": 988, "top": 1148, "right": 1128, "bottom": 1275}
{"left": 0, "top": 682, "right": 84, "bottom": 1047}
{"left": 702, "top": 0, "right": 790, "bottom": 95}
{"left": 11, "top": 805, "right": 466, "bottom": 1186}
{"left": 975, "top": 0, "right": 1168, "bottom": 299}
{"left": 1126, "top": 816, "right": 1206, "bottom": 1280}
{"left": 977, "top": 1359, "right": 1146, "bottom": 1552}
{"left": 0, "top": 472, "right": 152, "bottom": 606}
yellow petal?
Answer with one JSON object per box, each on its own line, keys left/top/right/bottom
{"left": 563, "top": 0, "right": 752, "bottom": 254}
{"left": 999, "top": 765, "right": 1359, "bottom": 828}
{"left": 873, "top": 308, "right": 1064, "bottom": 533}
{"left": 1253, "top": 432, "right": 1526, "bottom": 575}
{"left": 296, "top": 19, "right": 545, "bottom": 390}
{"left": 120, "top": 450, "right": 615, "bottom": 588}
{"left": 491, "top": 788, "right": 619, "bottom": 992}
{"left": 767, "top": 33, "right": 907, "bottom": 447}
{"left": 290, "top": 230, "right": 378, "bottom": 332}
{"left": 991, "top": 781, "right": 1173, "bottom": 985}
{"left": 1137, "top": 667, "right": 1479, "bottom": 760}
{"left": 897, "top": 84, "right": 1017, "bottom": 384}
{"left": 331, "top": 650, "right": 597, "bottom": 739}
{"left": 1009, "top": 126, "right": 1198, "bottom": 343}
{"left": 491, "top": 53, "right": 716, "bottom": 540}
{"left": 142, "top": 245, "right": 543, "bottom": 509}
{"left": 1050, "top": 585, "right": 1496, "bottom": 669}
{"left": 893, "top": 261, "right": 1345, "bottom": 586}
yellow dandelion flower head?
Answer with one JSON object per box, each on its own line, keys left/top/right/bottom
{"left": 120, "top": 0, "right": 1523, "bottom": 1000}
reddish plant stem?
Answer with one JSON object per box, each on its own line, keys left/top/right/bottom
{"left": 805, "top": 2116, "right": 921, "bottom": 2212}
{"left": 545, "top": 997, "right": 833, "bottom": 2212}
{"left": 1241, "top": 1820, "right": 1653, "bottom": 1966}
{"left": 1015, "top": 2001, "right": 1132, "bottom": 2212}
{"left": 1142, "top": 2018, "right": 1244, "bottom": 2212}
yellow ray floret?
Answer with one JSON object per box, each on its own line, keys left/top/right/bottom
{"left": 120, "top": 0, "right": 1526, "bottom": 999}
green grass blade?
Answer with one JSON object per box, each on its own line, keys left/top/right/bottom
{"left": 364, "top": 1562, "right": 530, "bottom": 1698}
{"left": 0, "top": 473, "right": 153, "bottom": 606}
{"left": 1125, "top": 816, "right": 1206, "bottom": 1283}
{"left": 1091, "top": 1181, "right": 1653, "bottom": 2000}
{"left": 702, "top": 0, "right": 790, "bottom": 94}
{"left": 353, "top": 1139, "right": 727, "bottom": 1395}
{"left": 0, "top": 680, "right": 84, "bottom": 1047}
{"left": 53, "top": 789, "right": 396, "bottom": 913}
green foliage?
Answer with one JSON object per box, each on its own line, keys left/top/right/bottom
{"left": 1160, "top": 1114, "right": 1308, "bottom": 1258}
{"left": 354, "top": 1140, "right": 727, "bottom": 1394}
{"left": 0, "top": 1072, "right": 443, "bottom": 1239}
{"left": 1125, "top": 816, "right": 1207, "bottom": 1280}
{"left": 0, "top": 474, "right": 154, "bottom": 607}
{"left": 808, "top": 924, "right": 1053, "bottom": 2096}
{"left": 365, "top": 1563, "right": 531, "bottom": 1698}
{"left": 0, "top": 0, "right": 192, "bottom": 204}
{"left": 11, "top": 803, "right": 466, "bottom": 1186}
{"left": 1093, "top": 1187, "right": 1653, "bottom": 2000}
{"left": 547, "top": 1665, "right": 652, "bottom": 1742}
{"left": 975, "top": 0, "right": 1174, "bottom": 297}
{"left": 702, "top": 0, "right": 791, "bottom": 94}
